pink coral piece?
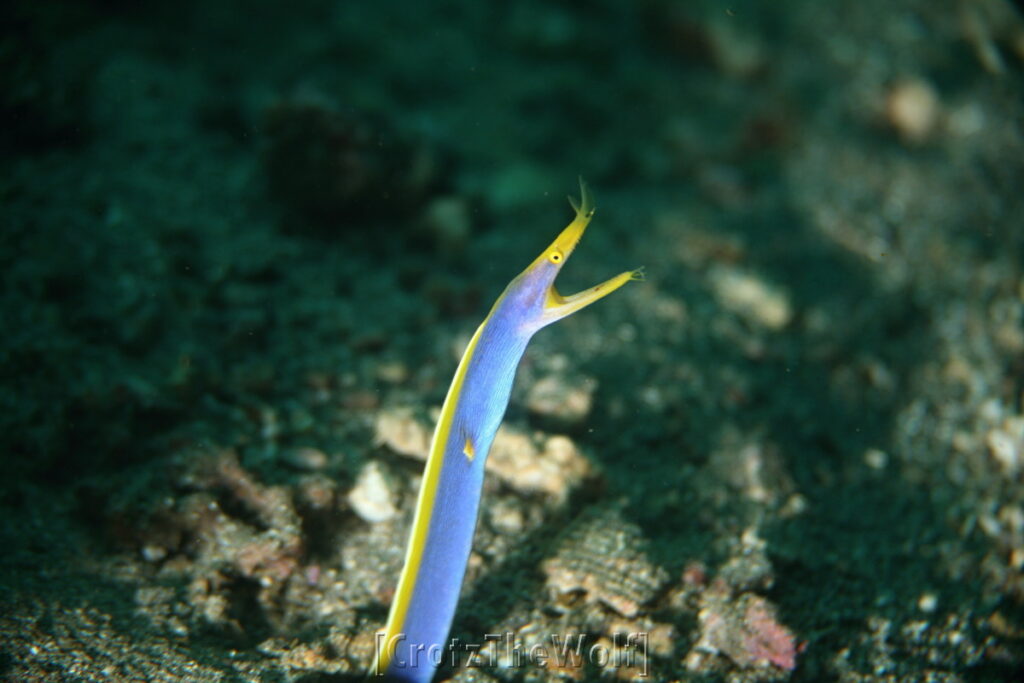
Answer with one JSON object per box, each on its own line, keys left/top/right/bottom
{"left": 742, "top": 597, "right": 797, "bottom": 670}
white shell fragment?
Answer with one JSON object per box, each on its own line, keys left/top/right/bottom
{"left": 347, "top": 460, "right": 398, "bottom": 523}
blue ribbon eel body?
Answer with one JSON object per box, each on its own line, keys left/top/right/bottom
{"left": 375, "top": 181, "right": 640, "bottom": 682}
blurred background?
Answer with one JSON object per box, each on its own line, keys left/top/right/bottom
{"left": 2, "top": 1, "right": 1023, "bottom": 680}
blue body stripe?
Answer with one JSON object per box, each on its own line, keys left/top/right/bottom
{"left": 384, "top": 301, "right": 531, "bottom": 682}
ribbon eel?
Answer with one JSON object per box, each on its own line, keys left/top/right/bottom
{"left": 375, "top": 180, "right": 640, "bottom": 682}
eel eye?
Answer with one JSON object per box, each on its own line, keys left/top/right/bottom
{"left": 548, "top": 250, "right": 564, "bottom": 264}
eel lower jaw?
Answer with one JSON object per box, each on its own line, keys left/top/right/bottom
{"left": 542, "top": 269, "right": 642, "bottom": 325}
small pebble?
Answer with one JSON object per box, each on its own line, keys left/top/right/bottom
{"left": 421, "top": 196, "right": 472, "bottom": 253}
{"left": 283, "top": 447, "right": 329, "bottom": 471}
{"left": 141, "top": 545, "right": 167, "bottom": 563}
{"left": 526, "top": 375, "right": 596, "bottom": 427}
{"left": 709, "top": 265, "right": 792, "bottom": 330}
{"left": 347, "top": 461, "right": 398, "bottom": 523}
{"left": 488, "top": 498, "right": 525, "bottom": 535}
{"left": 864, "top": 448, "right": 888, "bottom": 470}
{"left": 987, "top": 416, "right": 1024, "bottom": 475}
{"left": 375, "top": 408, "right": 431, "bottom": 459}
{"left": 376, "top": 361, "right": 409, "bottom": 384}
{"left": 886, "top": 78, "right": 939, "bottom": 144}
